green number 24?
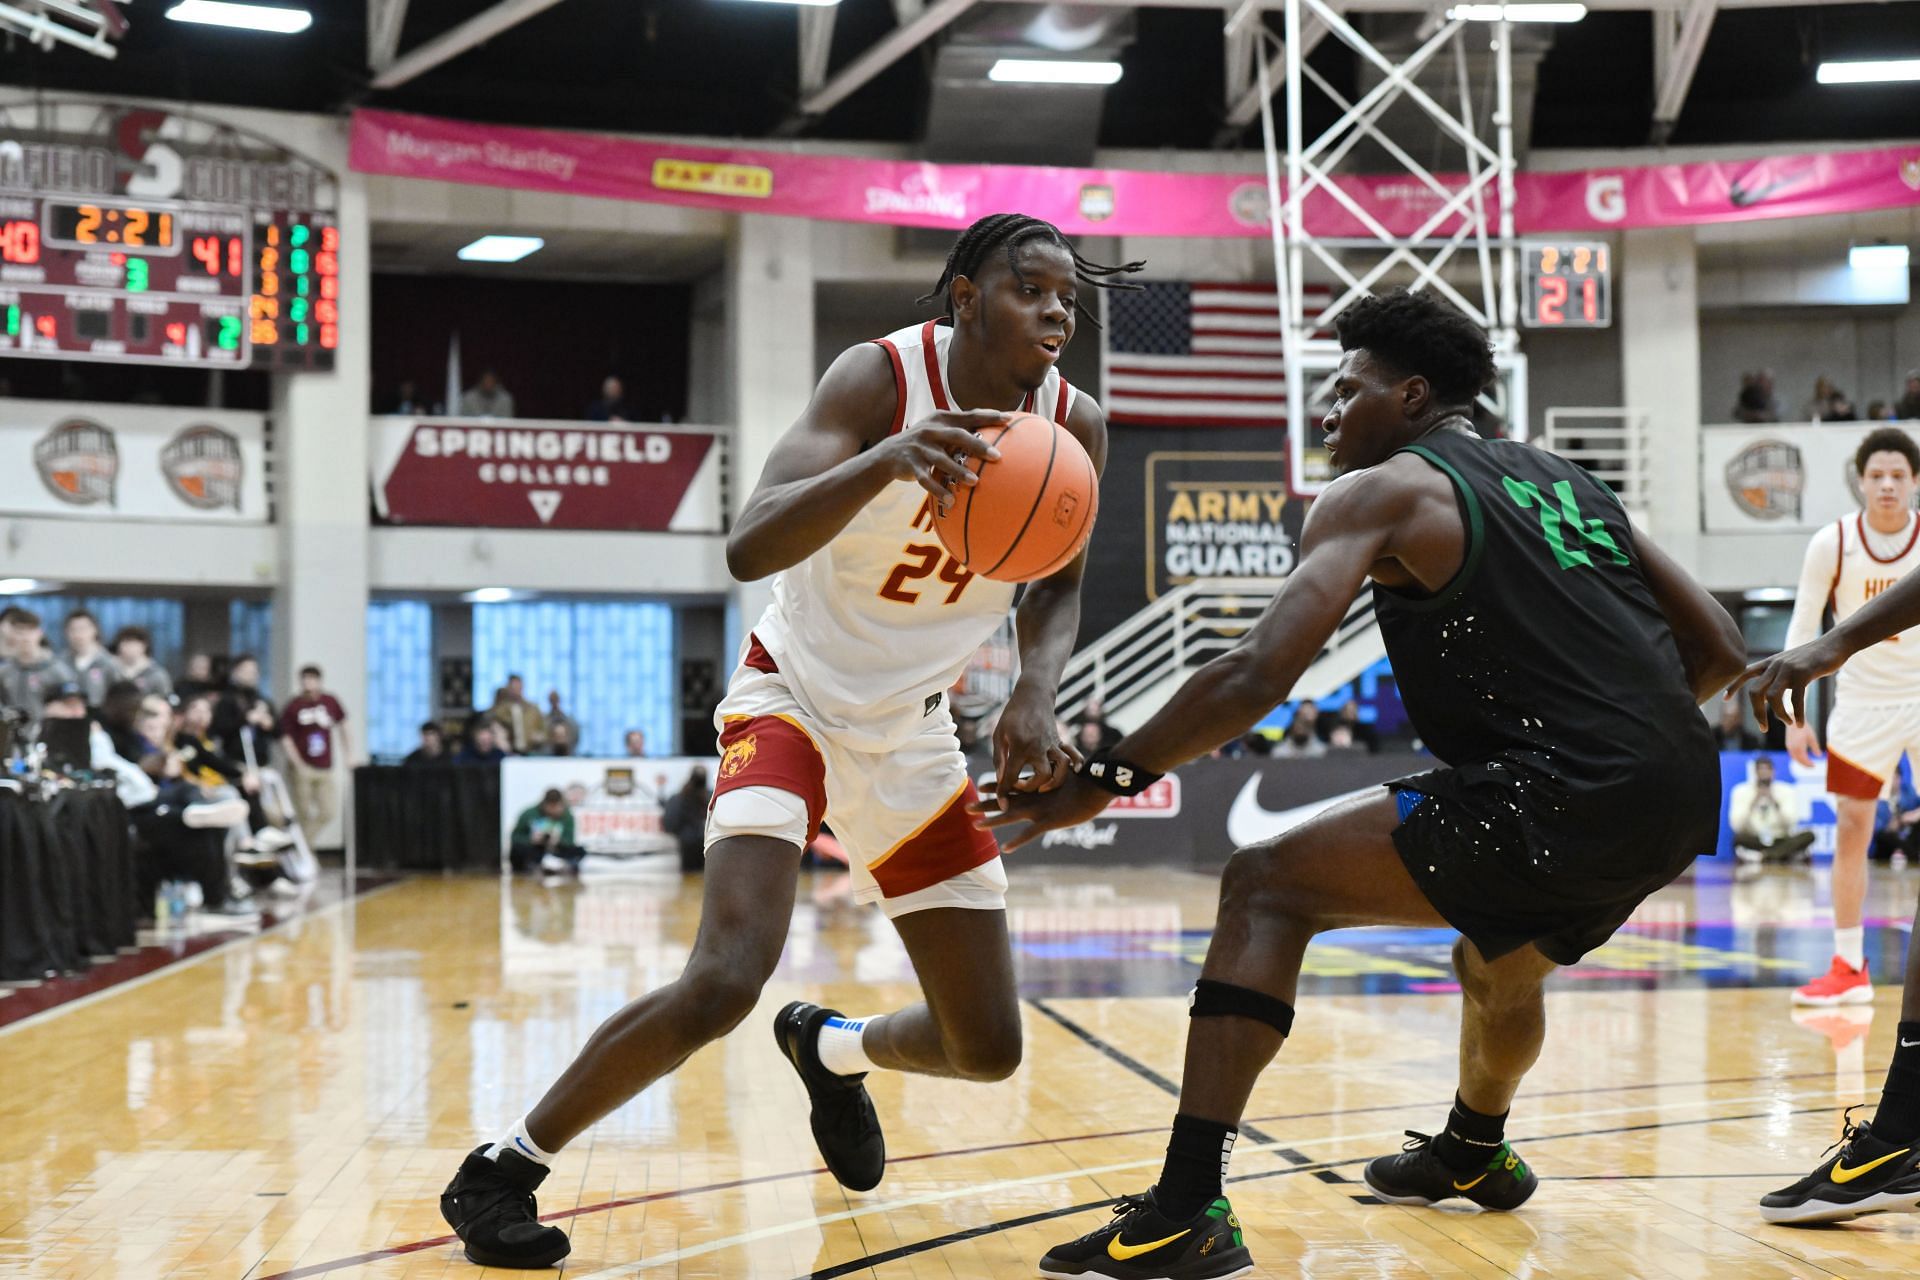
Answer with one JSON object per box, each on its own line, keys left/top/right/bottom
{"left": 1501, "top": 476, "right": 1629, "bottom": 570}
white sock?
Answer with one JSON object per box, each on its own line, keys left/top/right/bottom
{"left": 1835, "top": 926, "right": 1866, "bottom": 972}
{"left": 816, "top": 1014, "right": 881, "bottom": 1077}
{"left": 485, "top": 1114, "right": 557, "bottom": 1166}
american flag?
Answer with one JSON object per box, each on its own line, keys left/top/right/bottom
{"left": 1103, "top": 281, "right": 1331, "bottom": 428}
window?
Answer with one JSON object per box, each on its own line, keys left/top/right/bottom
{"left": 473, "top": 601, "right": 676, "bottom": 756}
{"left": 365, "top": 600, "right": 434, "bottom": 759}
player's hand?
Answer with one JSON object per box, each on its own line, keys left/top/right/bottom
{"left": 1731, "top": 634, "right": 1846, "bottom": 733}
{"left": 991, "top": 689, "right": 1082, "bottom": 802}
{"left": 879, "top": 410, "right": 1008, "bottom": 512}
{"left": 970, "top": 773, "right": 1113, "bottom": 852}
{"left": 1783, "top": 721, "right": 1821, "bottom": 769}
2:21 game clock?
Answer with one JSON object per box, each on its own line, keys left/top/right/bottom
{"left": 1521, "top": 241, "right": 1611, "bottom": 329}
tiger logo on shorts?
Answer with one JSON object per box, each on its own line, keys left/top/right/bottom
{"left": 720, "top": 733, "right": 757, "bottom": 779}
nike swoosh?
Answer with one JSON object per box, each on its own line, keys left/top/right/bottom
{"left": 1832, "top": 1148, "right": 1912, "bottom": 1184}
{"left": 1728, "top": 170, "right": 1814, "bottom": 209}
{"left": 1453, "top": 1172, "right": 1489, "bottom": 1191}
{"left": 1225, "top": 775, "right": 1372, "bottom": 848}
{"left": 1901, "top": 1038, "right": 1920, "bottom": 1047}
{"left": 1108, "top": 1229, "right": 1190, "bottom": 1262}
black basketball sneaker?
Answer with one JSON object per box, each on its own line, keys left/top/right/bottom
{"left": 1363, "top": 1131, "right": 1539, "bottom": 1210}
{"left": 774, "top": 1001, "right": 887, "bottom": 1191}
{"left": 438, "top": 1144, "right": 572, "bottom": 1269}
{"left": 1761, "top": 1110, "right": 1920, "bottom": 1225}
{"left": 1036, "top": 1191, "right": 1253, "bottom": 1279}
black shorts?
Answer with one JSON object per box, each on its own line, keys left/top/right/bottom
{"left": 1387, "top": 758, "right": 1713, "bottom": 967}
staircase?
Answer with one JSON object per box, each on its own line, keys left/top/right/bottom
{"left": 1056, "top": 579, "right": 1385, "bottom": 733}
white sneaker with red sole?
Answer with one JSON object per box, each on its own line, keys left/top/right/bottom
{"left": 1793, "top": 956, "right": 1873, "bottom": 1007}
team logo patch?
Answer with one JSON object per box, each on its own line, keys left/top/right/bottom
{"left": 1078, "top": 184, "right": 1115, "bottom": 222}
{"left": 720, "top": 733, "right": 758, "bottom": 779}
{"left": 1053, "top": 489, "right": 1080, "bottom": 527}
{"left": 1227, "top": 182, "right": 1270, "bottom": 228}
{"left": 35, "top": 418, "right": 119, "bottom": 507}
{"left": 1725, "top": 439, "right": 1804, "bottom": 521}
{"left": 160, "top": 424, "right": 244, "bottom": 510}
{"left": 603, "top": 766, "right": 636, "bottom": 798}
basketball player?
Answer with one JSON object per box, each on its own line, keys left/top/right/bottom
{"left": 1777, "top": 428, "right": 1920, "bottom": 1007}
{"left": 1738, "top": 564, "right": 1920, "bottom": 1223}
{"left": 436, "top": 214, "right": 1142, "bottom": 1269}
{"left": 983, "top": 289, "right": 1746, "bottom": 1280}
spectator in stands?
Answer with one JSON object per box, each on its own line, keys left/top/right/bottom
{"left": 509, "top": 788, "right": 585, "bottom": 874}
{"left": 1869, "top": 399, "right": 1897, "bottom": 422}
{"left": 459, "top": 369, "right": 515, "bottom": 418}
{"left": 1072, "top": 699, "right": 1123, "bottom": 755}
{"left": 1316, "top": 698, "right": 1380, "bottom": 753}
{"left": 1805, "top": 376, "right": 1847, "bottom": 422}
{"left": 177, "top": 652, "right": 218, "bottom": 702}
{"left": 1825, "top": 392, "right": 1859, "bottom": 422}
{"left": 1872, "top": 766, "right": 1920, "bottom": 862}
{"left": 457, "top": 719, "right": 508, "bottom": 765}
{"left": 62, "top": 610, "right": 116, "bottom": 707}
{"left": 404, "top": 721, "right": 447, "bottom": 767}
{"left": 546, "top": 720, "right": 577, "bottom": 757}
{"left": 1733, "top": 370, "right": 1783, "bottom": 423}
{"left": 387, "top": 379, "right": 428, "bottom": 415}
{"left": 586, "top": 375, "right": 629, "bottom": 422}
{"left": 175, "top": 691, "right": 291, "bottom": 853}
{"left": 213, "top": 654, "right": 277, "bottom": 765}
{"left": 546, "top": 690, "right": 578, "bottom": 748}
{"left": 624, "top": 728, "right": 647, "bottom": 757}
{"left": 664, "top": 766, "right": 711, "bottom": 873}
{"left": 1897, "top": 369, "right": 1920, "bottom": 420}
{"left": 1273, "top": 702, "right": 1327, "bottom": 758}
{"left": 1728, "top": 755, "right": 1814, "bottom": 864}
{"left": 109, "top": 626, "right": 173, "bottom": 700}
{"left": 0, "top": 606, "right": 78, "bottom": 723}
{"left": 488, "top": 674, "right": 546, "bottom": 753}
{"left": 1711, "top": 695, "right": 1763, "bottom": 751}
{"left": 279, "top": 664, "right": 349, "bottom": 840}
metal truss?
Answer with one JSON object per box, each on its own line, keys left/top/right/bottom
{"left": 0, "top": 0, "right": 123, "bottom": 59}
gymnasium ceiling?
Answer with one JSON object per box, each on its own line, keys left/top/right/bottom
{"left": 2, "top": 0, "right": 1917, "bottom": 157}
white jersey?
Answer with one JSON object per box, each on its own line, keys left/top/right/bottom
{"left": 749, "top": 320, "right": 1079, "bottom": 753}
{"left": 1785, "top": 512, "right": 1920, "bottom": 705}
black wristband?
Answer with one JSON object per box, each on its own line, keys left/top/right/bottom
{"left": 1080, "top": 753, "right": 1164, "bottom": 796}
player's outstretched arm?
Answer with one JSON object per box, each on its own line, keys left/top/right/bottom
{"left": 726, "top": 344, "right": 1007, "bottom": 581}
{"left": 1630, "top": 529, "right": 1747, "bottom": 703}
{"left": 1736, "top": 564, "right": 1920, "bottom": 729}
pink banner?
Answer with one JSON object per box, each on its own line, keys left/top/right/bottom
{"left": 351, "top": 109, "right": 1920, "bottom": 239}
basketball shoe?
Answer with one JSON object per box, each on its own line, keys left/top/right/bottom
{"left": 1036, "top": 1192, "right": 1253, "bottom": 1279}
{"left": 1363, "top": 1131, "right": 1539, "bottom": 1209}
{"left": 1761, "top": 1109, "right": 1920, "bottom": 1224}
{"left": 438, "top": 1145, "right": 571, "bottom": 1269}
{"left": 774, "top": 1001, "right": 886, "bottom": 1191}
{"left": 1793, "top": 957, "right": 1872, "bottom": 1006}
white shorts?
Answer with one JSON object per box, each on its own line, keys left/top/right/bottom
{"left": 706, "top": 642, "right": 1006, "bottom": 919}
{"left": 1825, "top": 700, "right": 1920, "bottom": 800}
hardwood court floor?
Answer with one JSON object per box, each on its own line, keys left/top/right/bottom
{"left": 4, "top": 861, "right": 1919, "bottom": 1279}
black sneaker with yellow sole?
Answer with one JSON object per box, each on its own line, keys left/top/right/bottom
{"left": 1363, "top": 1131, "right": 1538, "bottom": 1210}
{"left": 1037, "top": 1191, "right": 1253, "bottom": 1280}
{"left": 1761, "top": 1111, "right": 1920, "bottom": 1225}
{"left": 773, "top": 1001, "right": 886, "bottom": 1192}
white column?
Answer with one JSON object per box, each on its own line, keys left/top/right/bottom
{"left": 722, "top": 214, "right": 816, "bottom": 657}
{"left": 1620, "top": 226, "right": 1702, "bottom": 566}
{"left": 272, "top": 169, "right": 371, "bottom": 841}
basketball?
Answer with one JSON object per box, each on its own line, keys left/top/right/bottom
{"left": 932, "top": 411, "right": 1099, "bottom": 583}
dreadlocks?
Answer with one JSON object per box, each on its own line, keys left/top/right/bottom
{"left": 917, "top": 213, "right": 1145, "bottom": 328}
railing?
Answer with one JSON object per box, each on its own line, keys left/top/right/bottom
{"left": 1541, "top": 408, "right": 1651, "bottom": 513}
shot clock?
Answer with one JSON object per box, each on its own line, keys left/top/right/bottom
{"left": 1522, "top": 241, "right": 1612, "bottom": 329}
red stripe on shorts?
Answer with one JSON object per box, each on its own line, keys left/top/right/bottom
{"left": 713, "top": 714, "right": 827, "bottom": 843}
{"left": 867, "top": 778, "right": 1000, "bottom": 899}
{"left": 1827, "top": 749, "right": 1884, "bottom": 801}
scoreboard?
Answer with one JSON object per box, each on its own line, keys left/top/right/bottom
{"left": 0, "top": 107, "right": 340, "bottom": 372}
{"left": 1521, "top": 241, "right": 1612, "bottom": 329}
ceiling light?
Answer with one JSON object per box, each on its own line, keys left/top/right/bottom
{"left": 1744, "top": 587, "right": 1795, "bottom": 603}
{"left": 1448, "top": 4, "right": 1588, "bottom": 22}
{"left": 0, "top": 578, "right": 47, "bottom": 594}
{"left": 1851, "top": 244, "right": 1912, "bottom": 272}
{"left": 988, "top": 58, "right": 1124, "bottom": 85}
{"left": 165, "top": 2, "right": 313, "bottom": 33}
{"left": 1818, "top": 59, "right": 1920, "bottom": 85}
{"left": 465, "top": 587, "right": 514, "bottom": 604}
{"left": 728, "top": 0, "right": 841, "bottom": 5}
{"left": 457, "top": 235, "right": 545, "bottom": 263}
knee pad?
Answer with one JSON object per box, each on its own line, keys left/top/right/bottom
{"left": 705, "top": 785, "right": 810, "bottom": 851}
{"left": 1189, "top": 978, "right": 1295, "bottom": 1038}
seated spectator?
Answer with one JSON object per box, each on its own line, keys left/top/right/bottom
{"left": 213, "top": 654, "right": 277, "bottom": 765}
{"left": 459, "top": 369, "right": 515, "bottom": 418}
{"left": 546, "top": 690, "right": 578, "bottom": 748}
{"left": 1072, "top": 699, "right": 1123, "bottom": 755}
{"left": 1711, "top": 695, "right": 1762, "bottom": 752}
{"left": 63, "top": 610, "right": 117, "bottom": 707}
{"left": 1728, "top": 756, "right": 1814, "bottom": 864}
{"left": 663, "top": 766, "right": 711, "bottom": 873}
{"left": 509, "top": 788, "right": 585, "bottom": 874}
{"left": 404, "top": 721, "right": 448, "bottom": 767}
{"left": 546, "top": 720, "right": 577, "bottom": 757}
{"left": 1869, "top": 399, "right": 1897, "bottom": 422}
{"left": 174, "top": 691, "right": 291, "bottom": 855}
{"left": 0, "top": 606, "right": 79, "bottom": 724}
{"left": 1733, "top": 370, "right": 1782, "bottom": 423}
{"left": 1805, "top": 376, "right": 1854, "bottom": 422}
{"left": 1316, "top": 699, "right": 1380, "bottom": 753}
{"left": 586, "top": 375, "right": 629, "bottom": 422}
{"left": 1872, "top": 766, "right": 1920, "bottom": 862}
{"left": 1273, "top": 702, "right": 1326, "bottom": 758}
{"left": 624, "top": 728, "right": 647, "bottom": 758}
{"left": 1897, "top": 369, "right": 1920, "bottom": 420}
{"left": 457, "top": 720, "right": 509, "bottom": 765}
{"left": 110, "top": 626, "right": 173, "bottom": 700}
{"left": 488, "top": 674, "right": 545, "bottom": 753}
{"left": 1824, "top": 393, "right": 1859, "bottom": 422}
{"left": 176, "top": 652, "right": 218, "bottom": 702}
{"left": 386, "top": 378, "right": 428, "bottom": 415}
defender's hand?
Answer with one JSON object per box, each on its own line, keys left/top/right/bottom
{"left": 971, "top": 773, "right": 1113, "bottom": 852}
{"left": 1732, "top": 635, "right": 1845, "bottom": 735}
{"left": 1784, "top": 721, "right": 1821, "bottom": 770}
{"left": 876, "top": 410, "right": 1007, "bottom": 512}
{"left": 992, "top": 690, "right": 1082, "bottom": 803}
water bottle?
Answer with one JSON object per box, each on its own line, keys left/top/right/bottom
{"left": 155, "top": 881, "right": 171, "bottom": 929}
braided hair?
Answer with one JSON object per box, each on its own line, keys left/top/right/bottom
{"left": 918, "top": 213, "right": 1145, "bottom": 328}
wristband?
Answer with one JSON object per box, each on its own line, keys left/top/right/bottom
{"left": 1080, "top": 752, "right": 1163, "bottom": 797}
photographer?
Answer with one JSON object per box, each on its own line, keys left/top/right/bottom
{"left": 1729, "top": 756, "right": 1815, "bottom": 864}
{"left": 509, "top": 788, "right": 585, "bottom": 875}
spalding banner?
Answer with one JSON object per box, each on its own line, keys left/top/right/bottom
{"left": 369, "top": 416, "right": 727, "bottom": 532}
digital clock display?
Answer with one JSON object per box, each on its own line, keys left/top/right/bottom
{"left": 44, "top": 200, "right": 180, "bottom": 253}
{"left": 1522, "top": 241, "right": 1612, "bottom": 329}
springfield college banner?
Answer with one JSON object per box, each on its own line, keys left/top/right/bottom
{"left": 370, "top": 416, "right": 726, "bottom": 531}
{"left": 0, "top": 399, "right": 268, "bottom": 523}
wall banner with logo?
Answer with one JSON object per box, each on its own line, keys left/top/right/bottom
{"left": 370, "top": 416, "right": 726, "bottom": 532}
{"left": 500, "top": 756, "right": 718, "bottom": 861}
{"left": 0, "top": 398, "right": 268, "bottom": 522}
{"left": 1701, "top": 422, "right": 1900, "bottom": 533}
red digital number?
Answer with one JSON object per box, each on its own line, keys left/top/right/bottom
{"left": 1538, "top": 275, "right": 1568, "bottom": 326}
{"left": 0, "top": 220, "right": 41, "bottom": 264}
{"left": 319, "top": 324, "right": 338, "bottom": 349}
{"left": 229, "top": 236, "right": 244, "bottom": 277}
{"left": 1581, "top": 276, "right": 1599, "bottom": 324}
{"left": 320, "top": 226, "right": 338, "bottom": 252}
{"left": 192, "top": 235, "right": 221, "bottom": 275}
{"left": 315, "top": 251, "right": 338, "bottom": 276}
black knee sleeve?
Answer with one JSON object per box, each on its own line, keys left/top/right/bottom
{"left": 1188, "top": 979, "right": 1294, "bottom": 1037}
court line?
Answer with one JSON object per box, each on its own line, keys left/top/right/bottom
{"left": 0, "top": 878, "right": 404, "bottom": 1040}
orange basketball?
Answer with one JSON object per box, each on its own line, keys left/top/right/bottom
{"left": 932, "top": 411, "right": 1099, "bottom": 584}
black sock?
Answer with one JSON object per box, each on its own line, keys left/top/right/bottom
{"left": 1430, "top": 1093, "right": 1508, "bottom": 1172}
{"left": 1152, "top": 1114, "right": 1237, "bottom": 1220}
{"left": 1872, "top": 1022, "right": 1920, "bottom": 1144}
